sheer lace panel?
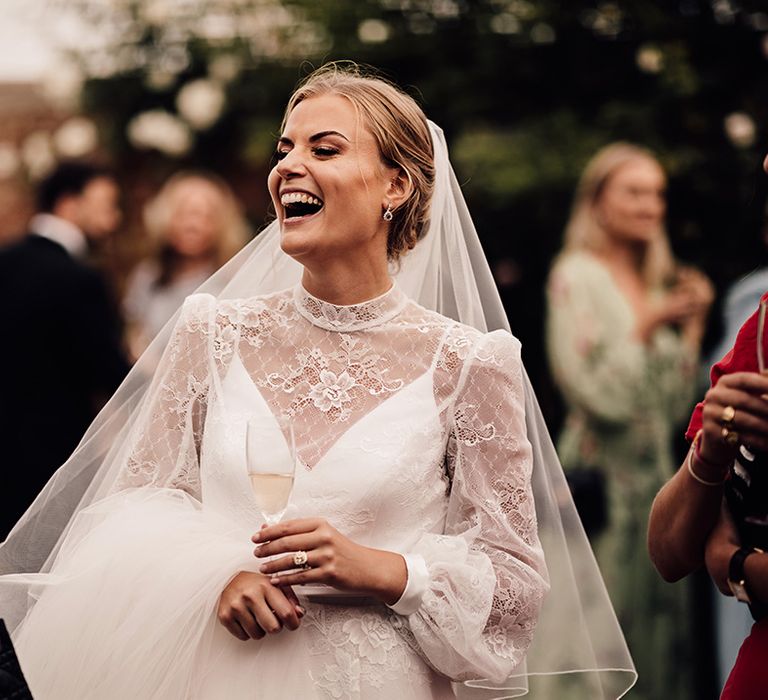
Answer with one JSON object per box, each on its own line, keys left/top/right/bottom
{"left": 214, "top": 287, "right": 456, "bottom": 469}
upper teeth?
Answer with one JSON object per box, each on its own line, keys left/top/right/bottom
{"left": 281, "top": 192, "right": 322, "bottom": 206}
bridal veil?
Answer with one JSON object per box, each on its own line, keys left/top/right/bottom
{"left": 0, "top": 122, "right": 636, "bottom": 698}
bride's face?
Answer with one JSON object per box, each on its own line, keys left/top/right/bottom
{"left": 268, "top": 94, "right": 395, "bottom": 264}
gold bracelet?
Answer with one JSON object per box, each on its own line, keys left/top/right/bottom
{"left": 686, "top": 448, "right": 728, "bottom": 487}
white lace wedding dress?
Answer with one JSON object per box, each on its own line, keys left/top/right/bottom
{"left": 12, "top": 283, "right": 548, "bottom": 699}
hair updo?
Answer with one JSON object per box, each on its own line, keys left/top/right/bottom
{"left": 282, "top": 62, "right": 435, "bottom": 261}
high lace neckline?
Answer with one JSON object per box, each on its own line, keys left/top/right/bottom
{"left": 293, "top": 281, "right": 408, "bottom": 332}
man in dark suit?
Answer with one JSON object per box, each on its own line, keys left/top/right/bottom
{"left": 0, "top": 162, "right": 130, "bottom": 540}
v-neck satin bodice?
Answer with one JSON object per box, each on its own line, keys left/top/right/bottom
{"left": 200, "top": 352, "right": 448, "bottom": 552}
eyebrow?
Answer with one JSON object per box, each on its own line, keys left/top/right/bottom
{"left": 277, "top": 130, "right": 350, "bottom": 146}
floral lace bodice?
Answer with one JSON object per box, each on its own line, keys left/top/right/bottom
{"left": 116, "top": 283, "right": 548, "bottom": 690}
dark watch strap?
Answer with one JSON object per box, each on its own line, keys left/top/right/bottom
{"left": 728, "top": 547, "right": 762, "bottom": 604}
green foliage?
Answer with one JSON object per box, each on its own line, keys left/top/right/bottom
{"left": 66, "top": 0, "right": 768, "bottom": 383}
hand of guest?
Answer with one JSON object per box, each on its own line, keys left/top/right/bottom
{"left": 704, "top": 502, "right": 741, "bottom": 596}
{"left": 253, "top": 518, "right": 407, "bottom": 605}
{"left": 217, "top": 571, "right": 304, "bottom": 641}
{"left": 699, "top": 371, "right": 768, "bottom": 467}
{"left": 639, "top": 267, "right": 713, "bottom": 338}
{"left": 675, "top": 266, "right": 714, "bottom": 317}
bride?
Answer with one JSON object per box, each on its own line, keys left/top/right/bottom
{"left": 0, "top": 64, "right": 634, "bottom": 699}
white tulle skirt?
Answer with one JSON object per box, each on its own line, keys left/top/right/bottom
{"left": 12, "top": 489, "right": 452, "bottom": 699}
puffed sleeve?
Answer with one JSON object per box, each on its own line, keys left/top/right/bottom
{"left": 389, "top": 330, "right": 549, "bottom": 683}
{"left": 114, "top": 293, "right": 217, "bottom": 498}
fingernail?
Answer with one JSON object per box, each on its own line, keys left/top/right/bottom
{"left": 259, "top": 564, "right": 268, "bottom": 573}
{"left": 296, "top": 605, "right": 305, "bottom": 617}
{"left": 270, "top": 577, "right": 280, "bottom": 585}
{"left": 252, "top": 533, "right": 261, "bottom": 543}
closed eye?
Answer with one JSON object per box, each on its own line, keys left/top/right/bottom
{"left": 313, "top": 146, "right": 339, "bottom": 157}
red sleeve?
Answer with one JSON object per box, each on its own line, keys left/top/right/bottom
{"left": 685, "top": 293, "right": 767, "bottom": 441}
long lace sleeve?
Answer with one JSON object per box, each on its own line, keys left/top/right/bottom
{"left": 390, "top": 330, "right": 548, "bottom": 684}
{"left": 114, "top": 293, "right": 216, "bottom": 498}
{"left": 546, "top": 253, "right": 649, "bottom": 425}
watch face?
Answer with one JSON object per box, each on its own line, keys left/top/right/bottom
{"left": 729, "top": 579, "right": 752, "bottom": 604}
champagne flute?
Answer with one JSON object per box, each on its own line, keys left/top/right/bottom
{"left": 245, "top": 414, "right": 296, "bottom": 525}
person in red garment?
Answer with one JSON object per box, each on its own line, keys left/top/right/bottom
{"left": 649, "top": 154, "right": 768, "bottom": 700}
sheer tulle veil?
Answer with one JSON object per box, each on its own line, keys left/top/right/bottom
{"left": 0, "top": 121, "right": 636, "bottom": 698}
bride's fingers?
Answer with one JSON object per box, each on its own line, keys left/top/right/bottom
{"left": 279, "top": 584, "right": 305, "bottom": 618}
{"left": 250, "top": 598, "right": 282, "bottom": 635}
{"left": 218, "top": 604, "right": 258, "bottom": 641}
{"left": 268, "top": 565, "right": 327, "bottom": 589}
{"left": 259, "top": 550, "right": 318, "bottom": 575}
{"left": 253, "top": 532, "right": 324, "bottom": 558}
{"left": 265, "top": 587, "right": 300, "bottom": 631}
{"left": 237, "top": 606, "right": 266, "bottom": 640}
{"left": 252, "top": 518, "right": 325, "bottom": 543}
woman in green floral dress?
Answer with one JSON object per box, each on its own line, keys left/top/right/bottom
{"left": 546, "top": 143, "right": 713, "bottom": 699}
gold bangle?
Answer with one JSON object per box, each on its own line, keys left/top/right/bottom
{"left": 686, "top": 449, "right": 728, "bottom": 487}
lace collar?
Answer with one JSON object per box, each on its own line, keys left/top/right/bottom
{"left": 293, "top": 281, "right": 408, "bottom": 332}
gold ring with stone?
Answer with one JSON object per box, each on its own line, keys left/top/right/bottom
{"left": 721, "top": 427, "right": 739, "bottom": 446}
{"left": 721, "top": 405, "right": 736, "bottom": 428}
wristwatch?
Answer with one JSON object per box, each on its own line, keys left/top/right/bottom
{"left": 728, "top": 546, "right": 764, "bottom": 604}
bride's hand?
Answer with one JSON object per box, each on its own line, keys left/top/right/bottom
{"left": 217, "top": 571, "right": 304, "bottom": 641}
{"left": 253, "top": 518, "right": 407, "bottom": 605}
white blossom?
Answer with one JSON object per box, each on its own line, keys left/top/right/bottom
{"left": 176, "top": 78, "right": 226, "bottom": 131}
{"left": 53, "top": 117, "right": 99, "bottom": 158}
{"left": 41, "top": 60, "right": 83, "bottom": 109}
{"left": 0, "top": 142, "right": 20, "bottom": 179}
{"left": 208, "top": 54, "right": 242, "bottom": 84}
{"left": 490, "top": 13, "right": 521, "bottom": 35}
{"left": 145, "top": 68, "right": 176, "bottom": 91}
{"left": 358, "top": 19, "right": 390, "bottom": 44}
{"left": 724, "top": 112, "right": 757, "bottom": 149}
{"left": 21, "top": 131, "right": 56, "bottom": 180}
{"left": 127, "top": 110, "right": 193, "bottom": 157}
{"left": 636, "top": 45, "right": 664, "bottom": 74}
{"left": 530, "top": 22, "right": 556, "bottom": 44}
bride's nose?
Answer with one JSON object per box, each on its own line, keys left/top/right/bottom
{"left": 276, "top": 149, "right": 307, "bottom": 180}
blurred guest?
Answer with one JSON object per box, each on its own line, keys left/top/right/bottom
{"left": 123, "top": 171, "right": 249, "bottom": 359}
{"left": 0, "top": 162, "right": 129, "bottom": 539}
{"left": 546, "top": 142, "right": 713, "bottom": 700}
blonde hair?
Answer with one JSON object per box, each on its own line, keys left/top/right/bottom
{"left": 144, "top": 171, "right": 250, "bottom": 284}
{"left": 562, "top": 142, "right": 674, "bottom": 288}
{"left": 282, "top": 62, "right": 435, "bottom": 260}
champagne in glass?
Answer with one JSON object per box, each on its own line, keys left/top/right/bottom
{"left": 246, "top": 414, "right": 296, "bottom": 525}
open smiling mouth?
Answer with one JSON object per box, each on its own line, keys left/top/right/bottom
{"left": 281, "top": 192, "right": 324, "bottom": 220}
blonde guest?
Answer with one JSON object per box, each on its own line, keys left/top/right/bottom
{"left": 124, "top": 171, "right": 249, "bottom": 358}
{"left": 546, "top": 142, "right": 713, "bottom": 700}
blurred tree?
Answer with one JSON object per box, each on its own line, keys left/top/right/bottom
{"left": 51, "top": 0, "right": 768, "bottom": 391}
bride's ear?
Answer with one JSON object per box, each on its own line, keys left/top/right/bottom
{"left": 384, "top": 169, "right": 413, "bottom": 211}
